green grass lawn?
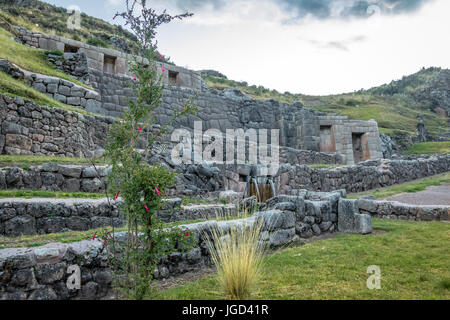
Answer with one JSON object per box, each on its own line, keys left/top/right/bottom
{"left": 404, "top": 141, "right": 450, "bottom": 155}
{"left": 348, "top": 172, "right": 450, "bottom": 199}
{"left": 0, "top": 28, "right": 91, "bottom": 89}
{"left": 152, "top": 219, "right": 450, "bottom": 300}
{"left": 0, "top": 155, "right": 104, "bottom": 167}
{"left": 308, "top": 164, "right": 342, "bottom": 169}
{"left": 0, "top": 190, "right": 105, "bottom": 199}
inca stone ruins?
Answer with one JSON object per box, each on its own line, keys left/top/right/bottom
{"left": 0, "top": 5, "right": 449, "bottom": 301}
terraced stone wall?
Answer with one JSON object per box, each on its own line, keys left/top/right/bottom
{"left": 0, "top": 190, "right": 369, "bottom": 300}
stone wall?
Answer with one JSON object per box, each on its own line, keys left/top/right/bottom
{"left": 0, "top": 198, "right": 123, "bottom": 236}
{"left": 87, "top": 69, "right": 135, "bottom": 118}
{"left": 274, "top": 154, "right": 450, "bottom": 195}
{"left": 0, "top": 60, "right": 101, "bottom": 111}
{"left": 0, "top": 241, "right": 114, "bottom": 300}
{"left": 0, "top": 194, "right": 237, "bottom": 236}
{"left": 0, "top": 190, "right": 370, "bottom": 300}
{"left": 357, "top": 197, "right": 449, "bottom": 221}
{"left": 13, "top": 26, "right": 204, "bottom": 90}
{"left": 46, "top": 52, "right": 90, "bottom": 84}
{"left": 279, "top": 147, "right": 341, "bottom": 165}
{"left": 0, "top": 94, "right": 112, "bottom": 157}
{"left": 1, "top": 155, "right": 448, "bottom": 198}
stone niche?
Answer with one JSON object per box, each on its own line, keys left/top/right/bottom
{"left": 319, "top": 125, "right": 337, "bottom": 152}
{"left": 352, "top": 132, "right": 370, "bottom": 164}
{"left": 168, "top": 70, "right": 179, "bottom": 86}
{"left": 103, "top": 55, "right": 116, "bottom": 75}
{"left": 64, "top": 44, "right": 79, "bottom": 53}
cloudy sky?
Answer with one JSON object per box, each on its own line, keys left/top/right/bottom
{"left": 42, "top": 0, "right": 449, "bottom": 95}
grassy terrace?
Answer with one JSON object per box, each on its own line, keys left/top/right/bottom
{"left": 0, "top": 155, "right": 106, "bottom": 167}
{"left": 0, "top": 190, "right": 104, "bottom": 200}
{"left": 0, "top": 28, "right": 91, "bottom": 89}
{"left": 152, "top": 219, "right": 450, "bottom": 300}
{"left": 348, "top": 172, "right": 450, "bottom": 200}
{"left": 404, "top": 141, "right": 450, "bottom": 155}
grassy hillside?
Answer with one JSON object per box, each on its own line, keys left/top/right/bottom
{"left": 203, "top": 69, "right": 449, "bottom": 139}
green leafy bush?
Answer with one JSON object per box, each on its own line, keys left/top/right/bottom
{"left": 86, "top": 37, "right": 109, "bottom": 48}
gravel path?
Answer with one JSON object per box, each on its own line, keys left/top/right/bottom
{"left": 384, "top": 183, "right": 450, "bottom": 205}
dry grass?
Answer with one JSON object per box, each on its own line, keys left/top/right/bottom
{"left": 203, "top": 211, "right": 266, "bottom": 300}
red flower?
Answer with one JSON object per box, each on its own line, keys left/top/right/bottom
{"left": 114, "top": 191, "right": 120, "bottom": 200}
{"left": 155, "top": 186, "right": 161, "bottom": 195}
{"left": 144, "top": 204, "right": 149, "bottom": 212}
{"left": 164, "top": 191, "right": 167, "bottom": 197}
{"left": 133, "top": 75, "right": 137, "bottom": 81}
{"left": 185, "top": 233, "right": 190, "bottom": 237}
{"left": 137, "top": 126, "right": 142, "bottom": 132}
{"left": 161, "top": 66, "right": 165, "bottom": 73}
{"left": 92, "top": 232, "right": 97, "bottom": 241}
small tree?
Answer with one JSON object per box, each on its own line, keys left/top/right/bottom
{"left": 105, "top": 0, "right": 197, "bottom": 299}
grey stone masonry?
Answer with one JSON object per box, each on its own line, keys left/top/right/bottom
{"left": 338, "top": 199, "right": 372, "bottom": 234}
{"left": 0, "top": 241, "right": 113, "bottom": 300}
{"left": 0, "top": 94, "right": 113, "bottom": 157}
{"left": 0, "top": 59, "right": 101, "bottom": 111}
{"left": 0, "top": 198, "right": 123, "bottom": 236}
{"left": 357, "top": 197, "right": 449, "bottom": 221}
{"left": 0, "top": 195, "right": 237, "bottom": 236}
{"left": 0, "top": 154, "right": 448, "bottom": 198}
{"left": 274, "top": 154, "right": 450, "bottom": 195}
{"left": 0, "top": 190, "right": 369, "bottom": 300}
{"left": 13, "top": 26, "right": 204, "bottom": 90}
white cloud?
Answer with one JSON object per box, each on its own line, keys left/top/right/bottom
{"left": 153, "top": 0, "right": 449, "bottom": 95}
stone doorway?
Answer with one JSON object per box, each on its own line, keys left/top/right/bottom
{"left": 352, "top": 133, "right": 370, "bottom": 164}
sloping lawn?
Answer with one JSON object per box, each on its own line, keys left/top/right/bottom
{"left": 0, "top": 155, "right": 105, "bottom": 166}
{"left": 348, "top": 172, "right": 450, "bottom": 199}
{"left": 152, "top": 219, "right": 450, "bottom": 300}
{"left": 0, "top": 28, "right": 91, "bottom": 89}
{"left": 404, "top": 142, "right": 450, "bottom": 155}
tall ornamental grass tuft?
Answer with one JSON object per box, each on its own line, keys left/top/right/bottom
{"left": 204, "top": 209, "right": 266, "bottom": 300}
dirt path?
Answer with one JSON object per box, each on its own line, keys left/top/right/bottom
{"left": 384, "top": 183, "right": 450, "bottom": 205}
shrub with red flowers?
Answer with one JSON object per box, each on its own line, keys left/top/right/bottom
{"left": 103, "top": 0, "right": 197, "bottom": 299}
